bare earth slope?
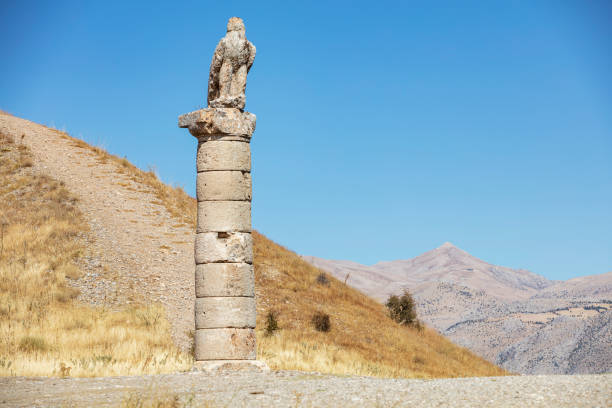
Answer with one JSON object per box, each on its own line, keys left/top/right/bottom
{"left": 304, "top": 244, "right": 612, "bottom": 374}
{"left": 0, "top": 111, "right": 195, "bottom": 351}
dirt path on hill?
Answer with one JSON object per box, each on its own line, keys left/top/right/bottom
{"left": 0, "top": 111, "right": 194, "bottom": 351}
{"left": 1, "top": 372, "right": 611, "bottom": 407}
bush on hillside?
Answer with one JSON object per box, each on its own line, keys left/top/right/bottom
{"left": 385, "top": 290, "right": 420, "bottom": 328}
{"left": 18, "top": 336, "right": 48, "bottom": 353}
{"left": 312, "top": 311, "right": 331, "bottom": 332}
{"left": 265, "top": 310, "right": 279, "bottom": 336}
{"left": 316, "top": 272, "right": 330, "bottom": 286}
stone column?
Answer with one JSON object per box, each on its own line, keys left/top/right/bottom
{"left": 179, "top": 108, "right": 265, "bottom": 370}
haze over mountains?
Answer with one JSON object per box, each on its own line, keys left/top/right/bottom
{"left": 303, "top": 243, "right": 612, "bottom": 374}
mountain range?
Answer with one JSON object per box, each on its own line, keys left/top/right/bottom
{"left": 303, "top": 243, "right": 612, "bottom": 374}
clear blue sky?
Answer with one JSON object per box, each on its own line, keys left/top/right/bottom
{"left": 1, "top": 1, "right": 610, "bottom": 281}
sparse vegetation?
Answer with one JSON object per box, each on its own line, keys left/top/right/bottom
{"left": 254, "top": 232, "right": 507, "bottom": 378}
{"left": 60, "top": 133, "right": 196, "bottom": 227}
{"left": 311, "top": 312, "right": 331, "bottom": 332}
{"left": 18, "top": 336, "right": 49, "bottom": 353}
{"left": 0, "top": 132, "right": 191, "bottom": 377}
{"left": 1, "top": 113, "right": 506, "bottom": 379}
{"left": 265, "top": 310, "right": 279, "bottom": 336}
{"left": 316, "top": 272, "right": 330, "bottom": 286}
{"left": 385, "top": 290, "right": 420, "bottom": 328}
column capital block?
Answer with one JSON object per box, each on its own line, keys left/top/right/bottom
{"left": 179, "top": 108, "right": 256, "bottom": 140}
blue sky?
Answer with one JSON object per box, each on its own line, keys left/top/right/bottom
{"left": 1, "top": 1, "right": 610, "bottom": 281}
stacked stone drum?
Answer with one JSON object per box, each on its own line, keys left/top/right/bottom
{"left": 179, "top": 107, "right": 257, "bottom": 362}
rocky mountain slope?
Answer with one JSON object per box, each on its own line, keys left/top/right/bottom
{"left": 303, "top": 244, "right": 612, "bottom": 374}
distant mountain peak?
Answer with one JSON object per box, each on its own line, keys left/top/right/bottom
{"left": 439, "top": 242, "right": 457, "bottom": 249}
{"left": 435, "top": 242, "right": 470, "bottom": 256}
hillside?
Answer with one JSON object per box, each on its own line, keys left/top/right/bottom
{"left": 304, "top": 245, "right": 612, "bottom": 374}
{"left": 0, "top": 121, "right": 190, "bottom": 376}
{"left": 0, "top": 110, "right": 505, "bottom": 378}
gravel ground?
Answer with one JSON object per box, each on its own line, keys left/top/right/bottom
{"left": 1, "top": 371, "right": 611, "bottom": 407}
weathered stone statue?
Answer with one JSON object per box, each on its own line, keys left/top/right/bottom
{"left": 207, "top": 17, "right": 256, "bottom": 110}
{"left": 178, "top": 17, "right": 265, "bottom": 371}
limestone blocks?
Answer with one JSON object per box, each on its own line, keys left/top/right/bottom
{"left": 196, "top": 202, "right": 251, "bottom": 233}
{"left": 196, "top": 140, "right": 251, "bottom": 172}
{"left": 194, "top": 328, "right": 256, "bottom": 360}
{"left": 194, "top": 232, "right": 253, "bottom": 264}
{"left": 195, "top": 263, "right": 254, "bottom": 297}
{"left": 196, "top": 171, "right": 251, "bottom": 201}
{"left": 195, "top": 297, "right": 256, "bottom": 328}
{"left": 179, "top": 107, "right": 256, "bottom": 361}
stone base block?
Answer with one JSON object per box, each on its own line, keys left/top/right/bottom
{"left": 194, "top": 328, "right": 256, "bottom": 360}
{"left": 197, "top": 140, "right": 251, "bottom": 172}
{"left": 195, "top": 263, "right": 254, "bottom": 297}
{"left": 197, "top": 170, "right": 251, "bottom": 201}
{"left": 197, "top": 201, "right": 251, "bottom": 233}
{"left": 195, "top": 232, "right": 252, "bottom": 264}
{"left": 192, "top": 359, "right": 269, "bottom": 373}
{"left": 195, "top": 297, "right": 256, "bottom": 329}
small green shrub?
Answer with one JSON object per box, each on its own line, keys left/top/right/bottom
{"left": 385, "top": 290, "right": 419, "bottom": 327}
{"left": 54, "top": 286, "right": 80, "bottom": 303}
{"left": 316, "top": 272, "right": 330, "bottom": 286}
{"left": 185, "top": 329, "right": 195, "bottom": 357}
{"left": 136, "top": 309, "right": 161, "bottom": 327}
{"left": 93, "top": 354, "right": 113, "bottom": 364}
{"left": 19, "top": 336, "right": 48, "bottom": 353}
{"left": 312, "top": 312, "right": 331, "bottom": 332}
{"left": 265, "top": 310, "right": 279, "bottom": 336}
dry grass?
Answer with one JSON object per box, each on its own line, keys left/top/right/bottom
{"left": 0, "top": 132, "right": 191, "bottom": 377}
{"left": 1, "top": 116, "right": 505, "bottom": 379}
{"left": 253, "top": 232, "right": 507, "bottom": 378}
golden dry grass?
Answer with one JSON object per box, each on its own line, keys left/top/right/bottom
{"left": 0, "top": 132, "right": 191, "bottom": 377}
{"left": 1, "top": 117, "right": 505, "bottom": 379}
{"left": 253, "top": 231, "right": 506, "bottom": 378}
